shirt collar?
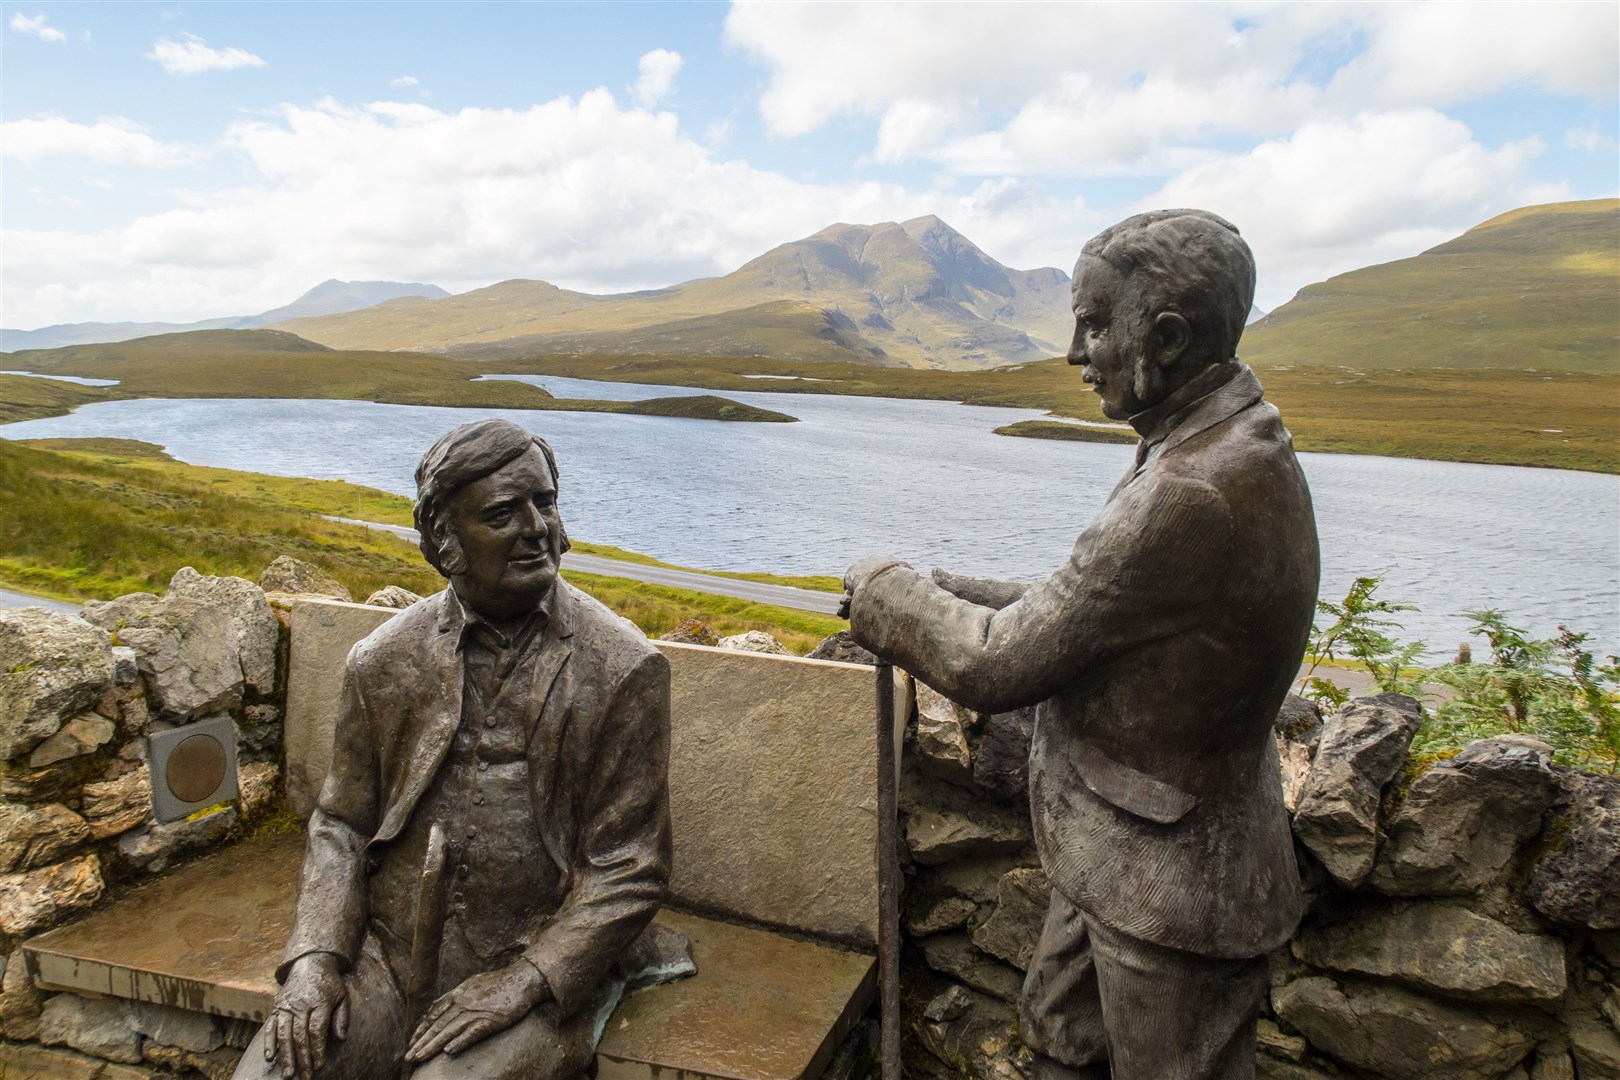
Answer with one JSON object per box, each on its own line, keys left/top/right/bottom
{"left": 439, "top": 581, "right": 568, "bottom": 652}
{"left": 1128, "top": 359, "right": 1244, "bottom": 446}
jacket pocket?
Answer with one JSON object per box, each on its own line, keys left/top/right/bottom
{"left": 1073, "top": 740, "right": 1197, "bottom": 824}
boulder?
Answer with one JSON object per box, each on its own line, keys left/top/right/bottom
{"left": 121, "top": 999, "right": 223, "bottom": 1053}
{"left": 0, "top": 853, "right": 104, "bottom": 935}
{"left": 81, "top": 589, "right": 242, "bottom": 721}
{"left": 1256, "top": 1017, "right": 1308, "bottom": 1063}
{"left": 0, "top": 608, "right": 114, "bottom": 760}
{"left": 914, "top": 985, "right": 1021, "bottom": 1076}
{"left": 237, "top": 760, "right": 281, "bottom": 820}
{"left": 1276, "top": 693, "right": 1326, "bottom": 750}
{"left": 80, "top": 765, "right": 153, "bottom": 839}
{"left": 27, "top": 712, "right": 115, "bottom": 768}
{"left": 658, "top": 619, "right": 719, "bottom": 647}
{"left": 117, "top": 806, "right": 236, "bottom": 874}
{"left": 110, "top": 645, "right": 139, "bottom": 685}
{"left": 903, "top": 892, "right": 978, "bottom": 938}
{"left": 258, "top": 555, "right": 352, "bottom": 601}
{"left": 39, "top": 993, "right": 143, "bottom": 1064}
{"left": 1530, "top": 1045, "right": 1575, "bottom": 1080}
{"left": 0, "top": 802, "right": 91, "bottom": 873}
{"left": 717, "top": 630, "right": 789, "bottom": 655}
{"left": 1293, "top": 902, "right": 1566, "bottom": 1003}
{"left": 1273, "top": 975, "right": 1535, "bottom": 1079}
{"left": 806, "top": 630, "right": 876, "bottom": 665}
{"left": 914, "top": 932, "right": 1025, "bottom": 1003}
{"left": 1528, "top": 770, "right": 1620, "bottom": 929}
{"left": 364, "top": 585, "right": 423, "bottom": 609}
{"left": 970, "top": 866, "right": 1052, "bottom": 971}
{"left": 1371, "top": 739, "right": 1561, "bottom": 897}
{"left": 0, "top": 1041, "right": 116, "bottom": 1080}
{"left": 902, "top": 776, "right": 1030, "bottom": 866}
{"left": 1, "top": 945, "right": 46, "bottom": 1040}
{"left": 1291, "top": 694, "right": 1422, "bottom": 887}
{"left": 915, "top": 682, "right": 974, "bottom": 784}
{"left": 166, "top": 567, "right": 280, "bottom": 696}
{"left": 972, "top": 706, "right": 1035, "bottom": 806}
{"left": 1566, "top": 984, "right": 1620, "bottom": 1077}
{"left": 143, "top": 1042, "right": 242, "bottom": 1079}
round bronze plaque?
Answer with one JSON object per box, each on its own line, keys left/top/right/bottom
{"left": 166, "top": 733, "right": 227, "bottom": 804}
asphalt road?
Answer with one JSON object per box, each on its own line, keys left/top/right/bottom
{"left": 322, "top": 516, "right": 845, "bottom": 615}
{"left": 0, "top": 588, "right": 79, "bottom": 615}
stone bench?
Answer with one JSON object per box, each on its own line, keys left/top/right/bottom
{"left": 25, "top": 599, "right": 891, "bottom": 1079}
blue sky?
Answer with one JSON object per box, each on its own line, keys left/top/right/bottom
{"left": 3, "top": 1, "right": 1616, "bottom": 328}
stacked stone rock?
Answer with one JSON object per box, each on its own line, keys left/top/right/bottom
{"left": 0, "top": 560, "right": 357, "bottom": 1079}
{"left": 895, "top": 681, "right": 1620, "bottom": 1080}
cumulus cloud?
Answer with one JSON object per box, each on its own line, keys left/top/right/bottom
{"left": 633, "top": 49, "right": 683, "bottom": 107}
{"left": 9, "top": 12, "right": 65, "bottom": 42}
{"left": 1, "top": 116, "right": 197, "bottom": 166}
{"left": 725, "top": 1, "right": 1617, "bottom": 176}
{"left": 1566, "top": 124, "right": 1619, "bottom": 154}
{"left": 1, "top": 91, "right": 943, "bottom": 325}
{"left": 1145, "top": 110, "right": 1568, "bottom": 310}
{"left": 391, "top": 75, "right": 419, "bottom": 88}
{"left": 146, "top": 33, "right": 266, "bottom": 76}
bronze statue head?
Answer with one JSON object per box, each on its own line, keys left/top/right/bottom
{"left": 415, "top": 419, "right": 570, "bottom": 619}
{"left": 1068, "top": 209, "right": 1255, "bottom": 419}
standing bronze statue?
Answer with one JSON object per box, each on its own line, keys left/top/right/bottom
{"left": 237, "top": 420, "right": 680, "bottom": 1080}
{"left": 843, "top": 210, "right": 1319, "bottom": 1080}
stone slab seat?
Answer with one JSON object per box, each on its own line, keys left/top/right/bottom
{"left": 24, "top": 834, "right": 876, "bottom": 1079}
{"left": 26, "top": 598, "right": 888, "bottom": 1079}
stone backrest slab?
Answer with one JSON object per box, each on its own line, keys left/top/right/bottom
{"left": 283, "top": 599, "right": 397, "bottom": 816}
{"left": 282, "top": 599, "right": 880, "bottom": 946}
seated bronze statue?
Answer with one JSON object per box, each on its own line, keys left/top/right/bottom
{"left": 237, "top": 419, "right": 685, "bottom": 1080}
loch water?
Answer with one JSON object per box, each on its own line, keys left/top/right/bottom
{"left": 4, "top": 373, "right": 1616, "bottom": 661}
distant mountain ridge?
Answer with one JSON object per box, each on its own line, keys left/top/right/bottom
{"left": 273, "top": 216, "right": 1074, "bottom": 369}
{"left": 0, "top": 280, "right": 450, "bottom": 353}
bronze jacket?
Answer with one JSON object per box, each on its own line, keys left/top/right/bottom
{"left": 849, "top": 363, "right": 1317, "bottom": 958}
{"left": 279, "top": 582, "right": 672, "bottom": 1016}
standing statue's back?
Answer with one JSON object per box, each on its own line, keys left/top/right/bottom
{"left": 237, "top": 419, "right": 682, "bottom": 1080}
{"left": 844, "top": 210, "right": 1319, "bottom": 1080}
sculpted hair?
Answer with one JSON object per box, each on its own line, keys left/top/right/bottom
{"left": 414, "top": 419, "right": 567, "bottom": 577}
{"left": 1080, "top": 209, "right": 1256, "bottom": 360}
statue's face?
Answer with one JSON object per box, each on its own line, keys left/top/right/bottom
{"left": 1068, "top": 255, "right": 1157, "bottom": 421}
{"left": 445, "top": 447, "right": 561, "bottom": 618}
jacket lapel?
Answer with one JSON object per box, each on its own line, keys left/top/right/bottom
{"left": 374, "top": 594, "right": 465, "bottom": 846}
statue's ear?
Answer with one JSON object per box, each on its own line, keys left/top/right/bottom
{"left": 435, "top": 521, "right": 468, "bottom": 577}
{"left": 1150, "top": 311, "right": 1192, "bottom": 368}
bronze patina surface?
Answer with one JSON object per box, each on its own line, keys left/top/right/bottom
{"left": 844, "top": 210, "right": 1320, "bottom": 1080}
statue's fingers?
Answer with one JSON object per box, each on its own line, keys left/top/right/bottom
{"left": 441, "top": 1016, "right": 495, "bottom": 1056}
{"left": 307, "top": 1002, "right": 330, "bottom": 1071}
{"left": 333, "top": 995, "right": 350, "bottom": 1042}
{"left": 291, "top": 1010, "right": 314, "bottom": 1080}
{"left": 273, "top": 1012, "right": 295, "bottom": 1077}
{"left": 264, "top": 1011, "right": 282, "bottom": 1062}
{"left": 405, "top": 1009, "right": 457, "bottom": 1063}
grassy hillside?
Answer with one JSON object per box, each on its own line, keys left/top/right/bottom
{"left": 2, "top": 329, "right": 794, "bottom": 422}
{"left": 1244, "top": 200, "right": 1620, "bottom": 372}
{"left": 500, "top": 352, "right": 1619, "bottom": 473}
{"left": 0, "top": 439, "right": 842, "bottom": 652}
{"left": 273, "top": 216, "right": 1072, "bottom": 369}
{"left": 0, "top": 374, "right": 116, "bottom": 423}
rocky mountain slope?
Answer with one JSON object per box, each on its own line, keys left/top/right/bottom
{"left": 273, "top": 217, "right": 1073, "bottom": 370}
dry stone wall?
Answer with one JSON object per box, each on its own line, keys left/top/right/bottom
{"left": 895, "top": 679, "right": 1620, "bottom": 1080}
{"left": 0, "top": 562, "right": 343, "bottom": 1078}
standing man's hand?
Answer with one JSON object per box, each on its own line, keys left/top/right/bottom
{"left": 265, "top": 952, "right": 349, "bottom": 1080}
{"left": 405, "top": 960, "right": 549, "bottom": 1063}
{"left": 840, "top": 554, "right": 909, "bottom": 619}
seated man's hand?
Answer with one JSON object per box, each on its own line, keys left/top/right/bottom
{"left": 265, "top": 952, "right": 348, "bottom": 1080}
{"left": 841, "top": 554, "right": 909, "bottom": 618}
{"left": 405, "top": 959, "right": 549, "bottom": 1063}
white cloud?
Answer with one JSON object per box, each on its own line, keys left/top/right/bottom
{"left": 633, "top": 49, "right": 682, "bottom": 107}
{"left": 725, "top": 1, "right": 1618, "bottom": 176}
{"left": 1, "top": 116, "right": 198, "bottom": 166}
{"left": 1145, "top": 110, "right": 1568, "bottom": 311}
{"left": 146, "top": 33, "right": 266, "bottom": 76}
{"left": 391, "top": 75, "right": 420, "bottom": 89}
{"left": 1, "top": 91, "right": 948, "bottom": 325}
{"left": 9, "top": 12, "right": 66, "bottom": 42}
{"left": 1566, "top": 124, "right": 1619, "bottom": 155}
